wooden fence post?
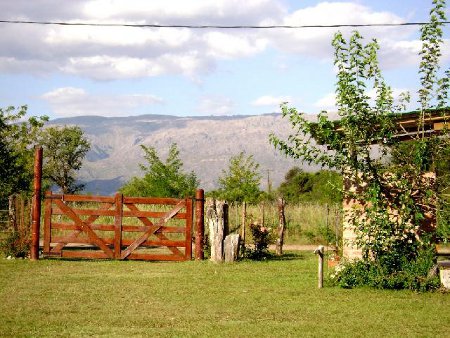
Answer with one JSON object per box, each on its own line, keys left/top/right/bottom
{"left": 314, "top": 245, "right": 325, "bottom": 289}
{"left": 195, "top": 189, "right": 205, "bottom": 260}
{"left": 30, "top": 146, "right": 43, "bottom": 261}
{"left": 275, "top": 198, "right": 286, "bottom": 256}
{"left": 114, "top": 193, "right": 123, "bottom": 259}
{"left": 240, "top": 201, "right": 246, "bottom": 251}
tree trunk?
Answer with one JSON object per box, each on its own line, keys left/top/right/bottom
{"left": 207, "top": 199, "right": 228, "bottom": 263}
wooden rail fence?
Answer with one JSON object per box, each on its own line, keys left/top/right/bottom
{"left": 43, "top": 192, "right": 195, "bottom": 261}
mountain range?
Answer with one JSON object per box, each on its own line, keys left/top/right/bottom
{"left": 48, "top": 113, "right": 319, "bottom": 195}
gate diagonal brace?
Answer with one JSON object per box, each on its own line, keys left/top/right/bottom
{"left": 55, "top": 200, "right": 115, "bottom": 258}
{"left": 121, "top": 201, "right": 186, "bottom": 259}
{"left": 49, "top": 201, "right": 115, "bottom": 254}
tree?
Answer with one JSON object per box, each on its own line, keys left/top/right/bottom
{"left": 0, "top": 105, "right": 48, "bottom": 207}
{"left": 270, "top": 0, "right": 449, "bottom": 290}
{"left": 40, "top": 126, "right": 91, "bottom": 194}
{"left": 278, "top": 168, "right": 342, "bottom": 204}
{"left": 216, "top": 152, "right": 262, "bottom": 203}
{"left": 120, "top": 143, "right": 199, "bottom": 198}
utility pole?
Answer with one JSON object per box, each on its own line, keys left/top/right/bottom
{"left": 266, "top": 169, "right": 273, "bottom": 195}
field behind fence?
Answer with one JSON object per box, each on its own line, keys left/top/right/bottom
{"left": 226, "top": 202, "right": 342, "bottom": 247}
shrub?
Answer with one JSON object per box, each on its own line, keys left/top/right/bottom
{"left": 0, "top": 230, "right": 30, "bottom": 258}
{"left": 245, "top": 222, "right": 274, "bottom": 260}
{"left": 330, "top": 244, "right": 440, "bottom": 292}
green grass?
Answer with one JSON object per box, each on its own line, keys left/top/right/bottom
{"left": 1, "top": 253, "right": 449, "bottom": 337}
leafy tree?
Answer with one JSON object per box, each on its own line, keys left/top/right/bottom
{"left": 271, "top": 0, "right": 449, "bottom": 290}
{"left": 40, "top": 126, "right": 91, "bottom": 194}
{"left": 216, "top": 152, "right": 262, "bottom": 203}
{"left": 0, "top": 105, "right": 48, "bottom": 207}
{"left": 278, "top": 168, "right": 342, "bottom": 204}
{"left": 120, "top": 143, "right": 199, "bottom": 198}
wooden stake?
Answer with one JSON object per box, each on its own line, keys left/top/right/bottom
{"left": 195, "top": 189, "right": 205, "bottom": 260}
{"left": 314, "top": 245, "right": 325, "bottom": 288}
{"left": 30, "top": 146, "right": 43, "bottom": 261}
{"left": 275, "top": 198, "right": 286, "bottom": 256}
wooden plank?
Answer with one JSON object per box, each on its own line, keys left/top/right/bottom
{"left": 51, "top": 208, "right": 117, "bottom": 217}
{"left": 114, "top": 193, "right": 123, "bottom": 259}
{"left": 121, "top": 201, "right": 185, "bottom": 259}
{"left": 436, "top": 245, "right": 450, "bottom": 255}
{"left": 48, "top": 194, "right": 115, "bottom": 203}
{"left": 43, "top": 191, "right": 53, "bottom": 253}
{"left": 437, "top": 261, "right": 450, "bottom": 268}
{"left": 123, "top": 196, "right": 183, "bottom": 205}
{"left": 122, "top": 210, "right": 188, "bottom": 219}
{"left": 121, "top": 239, "right": 186, "bottom": 247}
{"left": 52, "top": 236, "right": 114, "bottom": 245}
{"left": 54, "top": 200, "right": 115, "bottom": 258}
{"left": 127, "top": 253, "right": 186, "bottom": 261}
{"left": 185, "top": 198, "right": 193, "bottom": 260}
{"left": 52, "top": 223, "right": 115, "bottom": 231}
{"left": 121, "top": 225, "right": 185, "bottom": 233}
{"left": 61, "top": 251, "right": 110, "bottom": 259}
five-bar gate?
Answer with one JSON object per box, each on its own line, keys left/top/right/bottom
{"left": 43, "top": 192, "right": 193, "bottom": 261}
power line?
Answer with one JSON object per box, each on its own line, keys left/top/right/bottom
{"left": 0, "top": 19, "right": 448, "bottom": 29}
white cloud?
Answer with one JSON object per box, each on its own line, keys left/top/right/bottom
{"left": 315, "top": 87, "right": 413, "bottom": 112}
{"left": 251, "top": 95, "right": 291, "bottom": 107}
{"left": 314, "top": 92, "right": 336, "bottom": 111}
{"left": 196, "top": 95, "right": 234, "bottom": 115}
{"left": 42, "top": 87, "right": 163, "bottom": 117}
{"left": 0, "top": 1, "right": 445, "bottom": 80}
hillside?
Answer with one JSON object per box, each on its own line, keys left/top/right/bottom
{"left": 48, "top": 113, "right": 319, "bottom": 195}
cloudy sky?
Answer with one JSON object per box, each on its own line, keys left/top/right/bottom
{"left": 1, "top": 0, "right": 449, "bottom": 120}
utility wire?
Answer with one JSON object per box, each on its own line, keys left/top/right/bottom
{"left": 0, "top": 19, "right": 448, "bottom": 29}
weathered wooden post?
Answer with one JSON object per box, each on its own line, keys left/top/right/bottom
{"left": 30, "top": 146, "right": 43, "bottom": 261}
{"left": 195, "top": 189, "right": 205, "bottom": 260}
{"left": 240, "top": 201, "right": 247, "bottom": 251}
{"left": 207, "top": 199, "right": 228, "bottom": 263}
{"left": 314, "top": 245, "right": 325, "bottom": 289}
{"left": 224, "top": 233, "right": 240, "bottom": 262}
{"left": 275, "top": 198, "right": 286, "bottom": 256}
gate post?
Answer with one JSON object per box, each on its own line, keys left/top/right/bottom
{"left": 31, "top": 146, "right": 43, "bottom": 261}
{"left": 195, "top": 189, "right": 205, "bottom": 260}
{"left": 114, "top": 193, "right": 123, "bottom": 259}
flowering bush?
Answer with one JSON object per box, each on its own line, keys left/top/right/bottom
{"left": 246, "top": 222, "right": 274, "bottom": 260}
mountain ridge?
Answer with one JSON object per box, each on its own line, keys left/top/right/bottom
{"left": 48, "top": 113, "right": 319, "bottom": 195}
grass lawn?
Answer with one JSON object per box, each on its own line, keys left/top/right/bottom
{"left": 0, "top": 252, "right": 449, "bottom": 337}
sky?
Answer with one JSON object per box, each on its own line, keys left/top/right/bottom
{"left": 0, "top": 0, "right": 449, "bottom": 120}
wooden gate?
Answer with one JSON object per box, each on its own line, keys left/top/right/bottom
{"left": 42, "top": 192, "right": 193, "bottom": 261}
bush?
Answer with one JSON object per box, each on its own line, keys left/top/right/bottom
{"left": 245, "top": 222, "right": 274, "bottom": 260}
{"left": 0, "top": 230, "right": 30, "bottom": 258}
{"left": 330, "top": 245, "right": 440, "bottom": 292}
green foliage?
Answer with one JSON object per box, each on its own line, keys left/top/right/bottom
{"left": 245, "top": 223, "right": 274, "bottom": 260}
{"left": 278, "top": 168, "right": 342, "bottom": 204}
{"left": 40, "top": 126, "right": 91, "bottom": 194}
{"left": 0, "top": 105, "right": 48, "bottom": 208}
{"left": 121, "top": 143, "right": 199, "bottom": 198}
{"left": 271, "top": 0, "right": 450, "bottom": 290}
{"left": 216, "top": 151, "right": 262, "bottom": 203}
{"left": 330, "top": 243, "right": 440, "bottom": 291}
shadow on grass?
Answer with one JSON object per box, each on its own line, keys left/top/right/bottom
{"left": 240, "top": 251, "right": 306, "bottom": 262}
